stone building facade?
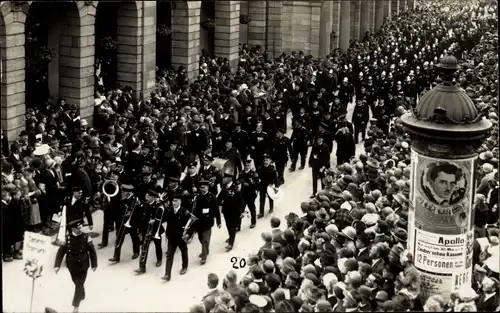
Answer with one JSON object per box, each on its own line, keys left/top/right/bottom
{"left": 0, "top": 0, "right": 414, "bottom": 141}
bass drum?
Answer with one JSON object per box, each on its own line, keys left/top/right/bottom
{"left": 212, "top": 158, "right": 235, "bottom": 177}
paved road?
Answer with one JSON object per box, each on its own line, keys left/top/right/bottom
{"left": 3, "top": 102, "right": 365, "bottom": 312}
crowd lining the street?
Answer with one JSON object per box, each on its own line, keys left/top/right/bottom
{"left": 1, "top": 0, "right": 499, "bottom": 312}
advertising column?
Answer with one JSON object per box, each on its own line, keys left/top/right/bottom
{"left": 409, "top": 150, "right": 476, "bottom": 299}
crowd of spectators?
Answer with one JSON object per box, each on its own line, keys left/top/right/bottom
{"left": 187, "top": 2, "right": 499, "bottom": 313}
{"left": 1, "top": 0, "right": 498, "bottom": 312}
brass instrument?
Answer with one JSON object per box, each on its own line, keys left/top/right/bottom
{"left": 116, "top": 196, "right": 139, "bottom": 248}
{"left": 212, "top": 158, "right": 235, "bottom": 177}
{"left": 139, "top": 204, "right": 166, "bottom": 265}
{"left": 102, "top": 179, "right": 119, "bottom": 203}
{"left": 182, "top": 212, "right": 198, "bottom": 243}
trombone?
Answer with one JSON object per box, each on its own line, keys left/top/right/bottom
{"left": 139, "top": 204, "right": 165, "bottom": 265}
{"left": 116, "top": 196, "right": 138, "bottom": 248}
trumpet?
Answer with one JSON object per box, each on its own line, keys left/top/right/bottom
{"left": 182, "top": 212, "right": 198, "bottom": 243}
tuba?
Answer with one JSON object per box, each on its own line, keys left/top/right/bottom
{"left": 102, "top": 180, "right": 119, "bottom": 202}
{"left": 182, "top": 212, "right": 198, "bottom": 243}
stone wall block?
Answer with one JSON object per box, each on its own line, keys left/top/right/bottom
{"left": 1, "top": 92, "right": 25, "bottom": 108}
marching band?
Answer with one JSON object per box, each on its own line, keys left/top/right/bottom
{"left": 65, "top": 152, "right": 281, "bottom": 282}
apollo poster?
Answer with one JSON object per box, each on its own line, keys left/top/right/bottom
{"left": 412, "top": 153, "right": 475, "bottom": 235}
{"left": 410, "top": 151, "right": 476, "bottom": 299}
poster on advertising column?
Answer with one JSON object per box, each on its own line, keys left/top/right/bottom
{"left": 413, "top": 153, "right": 475, "bottom": 235}
{"left": 411, "top": 152, "right": 476, "bottom": 299}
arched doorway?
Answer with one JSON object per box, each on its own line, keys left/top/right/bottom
{"left": 200, "top": 0, "right": 215, "bottom": 57}
{"left": 95, "top": 2, "right": 119, "bottom": 91}
{"left": 156, "top": 0, "right": 173, "bottom": 71}
{"left": 24, "top": 2, "right": 60, "bottom": 109}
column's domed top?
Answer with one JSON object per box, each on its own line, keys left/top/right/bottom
{"left": 414, "top": 55, "right": 479, "bottom": 124}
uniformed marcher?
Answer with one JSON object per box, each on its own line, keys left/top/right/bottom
{"left": 54, "top": 220, "right": 98, "bottom": 313}
{"left": 211, "top": 124, "right": 228, "bottom": 157}
{"left": 135, "top": 165, "right": 157, "bottom": 202}
{"left": 272, "top": 128, "right": 292, "bottom": 186}
{"left": 309, "top": 136, "right": 331, "bottom": 197}
{"left": 192, "top": 179, "right": 221, "bottom": 264}
{"left": 250, "top": 122, "right": 269, "bottom": 168}
{"left": 187, "top": 120, "right": 209, "bottom": 164}
{"left": 162, "top": 151, "right": 183, "bottom": 188}
{"left": 162, "top": 194, "right": 190, "bottom": 282}
{"left": 218, "top": 180, "right": 244, "bottom": 251}
{"left": 257, "top": 154, "right": 278, "bottom": 218}
{"left": 199, "top": 155, "right": 221, "bottom": 195}
{"left": 231, "top": 122, "right": 250, "bottom": 162}
{"left": 352, "top": 99, "right": 370, "bottom": 144}
{"left": 221, "top": 139, "right": 242, "bottom": 178}
{"left": 109, "top": 183, "right": 141, "bottom": 263}
{"left": 62, "top": 186, "right": 94, "bottom": 232}
{"left": 181, "top": 161, "right": 201, "bottom": 199}
{"left": 135, "top": 189, "right": 165, "bottom": 274}
{"left": 289, "top": 120, "right": 311, "bottom": 171}
{"left": 239, "top": 159, "right": 259, "bottom": 228}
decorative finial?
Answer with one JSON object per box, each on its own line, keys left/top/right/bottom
{"left": 436, "top": 54, "right": 458, "bottom": 85}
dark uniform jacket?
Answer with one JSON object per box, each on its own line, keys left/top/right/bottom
{"left": 164, "top": 206, "right": 191, "bottom": 238}
{"left": 272, "top": 136, "right": 292, "bottom": 163}
{"left": 239, "top": 169, "right": 259, "bottom": 198}
{"left": 250, "top": 131, "right": 269, "bottom": 155}
{"left": 308, "top": 143, "right": 330, "bottom": 169}
{"left": 62, "top": 196, "right": 94, "bottom": 227}
{"left": 261, "top": 117, "right": 277, "bottom": 140}
{"left": 211, "top": 130, "right": 229, "bottom": 157}
{"left": 256, "top": 164, "right": 278, "bottom": 189}
{"left": 290, "top": 126, "right": 311, "bottom": 147}
{"left": 187, "top": 127, "right": 209, "bottom": 153}
{"left": 54, "top": 232, "right": 98, "bottom": 271}
{"left": 193, "top": 192, "right": 221, "bottom": 232}
{"left": 231, "top": 129, "right": 250, "bottom": 157}
{"left": 218, "top": 185, "right": 245, "bottom": 221}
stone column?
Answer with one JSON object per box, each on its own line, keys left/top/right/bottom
{"left": 58, "top": 2, "right": 96, "bottom": 122}
{"left": 310, "top": 1, "right": 321, "bottom": 58}
{"left": 140, "top": 1, "right": 157, "bottom": 99}
{"left": 247, "top": 1, "right": 265, "bottom": 48}
{"left": 359, "top": 1, "right": 368, "bottom": 38}
{"left": 339, "top": 0, "right": 351, "bottom": 50}
{"left": 375, "top": 0, "right": 385, "bottom": 30}
{"left": 0, "top": 10, "right": 26, "bottom": 141}
{"left": 368, "top": 0, "right": 376, "bottom": 33}
{"left": 116, "top": 2, "right": 141, "bottom": 96}
{"left": 391, "top": 0, "right": 400, "bottom": 14}
{"left": 172, "top": 0, "right": 201, "bottom": 81}
{"left": 319, "top": 0, "right": 333, "bottom": 58}
{"left": 400, "top": 0, "right": 407, "bottom": 11}
{"left": 383, "top": 0, "right": 392, "bottom": 20}
{"left": 350, "top": 1, "right": 361, "bottom": 41}
{"left": 215, "top": 1, "right": 240, "bottom": 72}
{"left": 267, "top": 1, "right": 283, "bottom": 58}
{"left": 331, "top": 0, "right": 342, "bottom": 50}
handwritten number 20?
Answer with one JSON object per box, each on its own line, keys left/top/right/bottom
{"left": 231, "top": 257, "right": 247, "bottom": 269}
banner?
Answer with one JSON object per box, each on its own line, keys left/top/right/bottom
{"left": 412, "top": 152, "right": 475, "bottom": 235}
{"left": 23, "top": 231, "right": 52, "bottom": 267}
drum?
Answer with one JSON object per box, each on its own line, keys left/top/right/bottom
{"left": 212, "top": 158, "right": 235, "bottom": 177}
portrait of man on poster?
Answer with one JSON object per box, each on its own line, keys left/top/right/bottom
{"left": 421, "top": 161, "right": 466, "bottom": 206}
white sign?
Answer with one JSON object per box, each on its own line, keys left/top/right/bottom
{"left": 414, "top": 229, "right": 466, "bottom": 275}
{"left": 23, "top": 231, "right": 52, "bottom": 267}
